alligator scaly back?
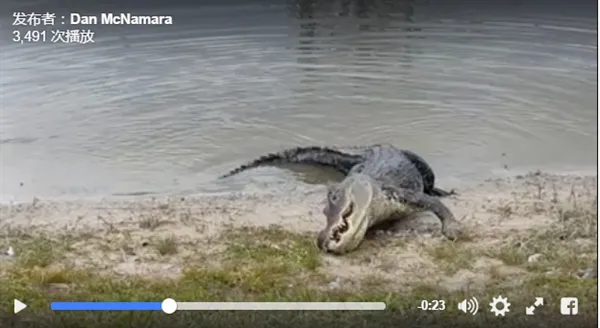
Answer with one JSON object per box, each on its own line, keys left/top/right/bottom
{"left": 219, "top": 146, "right": 364, "bottom": 179}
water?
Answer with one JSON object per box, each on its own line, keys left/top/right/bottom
{"left": 0, "top": 0, "right": 597, "bottom": 203}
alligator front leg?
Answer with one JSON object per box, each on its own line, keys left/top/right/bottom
{"left": 381, "top": 184, "right": 462, "bottom": 240}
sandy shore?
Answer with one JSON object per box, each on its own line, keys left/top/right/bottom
{"left": 0, "top": 171, "right": 597, "bottom": 291}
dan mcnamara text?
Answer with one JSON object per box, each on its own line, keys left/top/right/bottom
{"left": 70, "top": 13, "right": 173, "bottom": 25}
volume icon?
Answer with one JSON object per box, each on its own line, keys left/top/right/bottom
{"left": 458, "top": 297, "right": 479, "bottom": 315}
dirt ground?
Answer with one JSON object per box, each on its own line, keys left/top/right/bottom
{"left": 0, "top": 171, "right": 597, "bottom": 292}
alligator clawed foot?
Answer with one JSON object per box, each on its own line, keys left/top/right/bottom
{"left": 442, "top": 219, "right": 463, "bottom": 241}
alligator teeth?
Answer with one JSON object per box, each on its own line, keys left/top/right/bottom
{"left": 339, "top": 218, "right": 349, "bottom": 233}
{"left": 342, "top": 202, "right": 354, "bottom": 220}
{"left": 330, "top": 219, "right": 349, "bottom": 242}
{"left": 332, "top": 229, "right": 341, "bottom": 242}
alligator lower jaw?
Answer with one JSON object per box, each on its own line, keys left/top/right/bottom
{"left": 331, "top": 222, "right": 349, "bottom": 242}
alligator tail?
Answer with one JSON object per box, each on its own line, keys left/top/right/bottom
{"left": 219, "top": 146, "right": 363, "bottom": 179}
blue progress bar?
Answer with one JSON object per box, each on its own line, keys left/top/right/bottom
{"left": 51, "top": 301, "right": 163, "bottom": 311}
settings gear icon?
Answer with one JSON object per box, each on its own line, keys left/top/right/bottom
{"left": 489, "top": 295, "right": 511, "bottom": 316}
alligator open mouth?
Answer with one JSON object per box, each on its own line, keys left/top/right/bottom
{"left": 331, "top": 202, "right": 354, "bottom": 242}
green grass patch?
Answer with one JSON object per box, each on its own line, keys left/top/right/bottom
{"left": 486, "top": 208, "right": 597, "bottom": 275}
{"left": 154, "top": 235, "right": 178, "bottom": 256}
{"left": 425, "top": 241, "right": 476, "bottom": 275}
{"left": 0, "top": 223, "right": 596, "bottom": 327}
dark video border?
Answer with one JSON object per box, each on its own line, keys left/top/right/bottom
{"left": 2, "top": 309, "right": 598, "bottom": 328}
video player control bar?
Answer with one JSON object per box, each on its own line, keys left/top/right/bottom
{"left": 50, "top": 299, "right": 387, "bottom": 313}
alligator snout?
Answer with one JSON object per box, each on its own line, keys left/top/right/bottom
{"left": 316, "top": 229, "right": 328, "bottom": 251}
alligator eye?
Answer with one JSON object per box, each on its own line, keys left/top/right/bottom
{"left": 342, "top": 202, "right": 354, "bottom": 220}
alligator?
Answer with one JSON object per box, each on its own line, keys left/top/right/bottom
{"left": 220, "top": 144, "right": 462, "bottom": 254}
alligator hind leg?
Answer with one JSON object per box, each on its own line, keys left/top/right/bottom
{"left": 400, "top": 150, "right": 456, "bottom": 197}
{"left": 381, "top": 185, "right": 462, "bottom": 240}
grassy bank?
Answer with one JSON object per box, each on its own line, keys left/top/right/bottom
{"left": 1, "top": 220, "right": 596, "bottom": 327}
{"left": 0, "top": 173, "right": 597, "bottom": 327}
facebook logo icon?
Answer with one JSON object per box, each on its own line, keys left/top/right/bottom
{"left": 560, "top": 297, "right": 578, "bottom": 315}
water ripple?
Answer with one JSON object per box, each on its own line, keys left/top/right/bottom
{"left": 0, "top": 2, "right": 596, "bottom": 201}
